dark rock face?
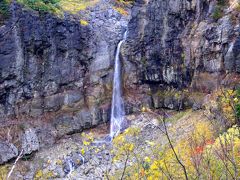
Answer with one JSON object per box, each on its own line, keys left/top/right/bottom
{"left": 0, "top": 141, "right": 18, "bottom": 164}
{"left": 0, "top": 0, "right": 130, "bottom": 153}
{"left": 124, "top": 0, "right": 196, "bottom": 87}
{"left": 123, "top": 0, "right": 240, "bottom": 109}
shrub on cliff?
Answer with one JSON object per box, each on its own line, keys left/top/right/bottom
{"left": 235, "top": 88, "right": 240, "bottom": 119}
{"left": 212, "top": 5, "right": 224, "bottom": 20}
{"left": 17, "top": 0, "right": 61, "bottom": 13}
{"left": 0, "top": 0, "right": 10, "bottom": 20}
{"left": 212, "top": 0, "right": 228, "bottom": 20}
{"left": 216, "top": 88, "right": 240, "bottom": 125}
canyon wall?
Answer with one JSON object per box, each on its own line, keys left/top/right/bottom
{"left": 0, "top": 0, "right": 240, "bottom": 163}
{"left": 0, "top": 0, "right": 129, "bottom": 153}
{"left": 123, "top": 0, "right": 240, "bottom": 109}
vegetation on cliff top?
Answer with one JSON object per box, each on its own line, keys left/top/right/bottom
{"left": 58, "top": 0, "right": 99, "bottom": 14}
{"left": 0, "top": 0, "right": 132, "bottom": 23}
{"left": 0, "top": 0, "right": 10, "bottom": 21}
{"left": 0, "top": 0, "right": 99, "bottom": 17}
{"left": 17, "top": 0, "right": 61, "bottom": 13}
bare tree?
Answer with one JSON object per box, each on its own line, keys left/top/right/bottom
{"left": 7, "top": 149, "right": 24, "bottom": 180}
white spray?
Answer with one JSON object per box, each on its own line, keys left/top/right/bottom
{"left": 110, "top": 31, "right": 127, "bottom": 138}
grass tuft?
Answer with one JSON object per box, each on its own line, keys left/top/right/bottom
{"left": 58, "top": 0, "right": 99, "bottom": 14}
{"left": 0, "top": 0, "right": 10, "bottom": 23}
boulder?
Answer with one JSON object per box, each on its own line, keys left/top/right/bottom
{"left": 21, "top": 128, "right": 39, "bottom": 154}
{"left": 53, "top": 115, "right": 79, "bottom": 136}
{"left": 0, "top": 141, "right": 18, "bottom": 164}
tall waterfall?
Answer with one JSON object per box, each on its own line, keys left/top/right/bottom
{"left": 110, "top": 31, "right": 127, "bottom": 138}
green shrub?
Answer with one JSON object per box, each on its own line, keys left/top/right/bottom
{"left": 212, "top": 5, "right": 224, "bottom": 20}
{"left": 17, "top": 0, "right": 61, "bottom": 13}
{"left": 0, "top": 0, "right": 10, "bottom": 18}
{"left": 212, "top": 0, "right": 228, "bottom": 20}
{"left": 217, "top": 0, "right": 227, "bottom": 6}
{"left": 235, "top": 88, "right": 240, "bottom": 119}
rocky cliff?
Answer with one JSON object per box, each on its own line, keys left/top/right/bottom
{"left": 0, "top": 0, "right": 240, "bottom": 164}
{"left": 123, "top": 0, "right": 240, "bottom": 109}
{"left": 0, "top": 0, "right": 130, "bottom": 156}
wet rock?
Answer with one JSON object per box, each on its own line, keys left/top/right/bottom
{"left": 63, "top": 158, "right": 75, "bottom": 174}
{"left": 71, "top": 152, "right": 85, "bottom": 166}
{"left": 233, "top": 37, "right": 240, "bottom": 73}
{"left": 0, "top": 141, "right": 18, "bottom": 164}
{"left": 224, "top": 43, "right": 235, "bottom": 72}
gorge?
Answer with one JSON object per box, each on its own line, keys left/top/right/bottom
{"left": 0, "top": 0, "right": 240, "bottom": 179}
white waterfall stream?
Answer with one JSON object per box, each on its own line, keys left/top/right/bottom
{"left": 110, "top": 31, "right": 128, "bottom": 138}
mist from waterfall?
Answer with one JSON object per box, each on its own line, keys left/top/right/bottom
{"left": 110, "top": 31, "right": 128, "bottom": 138}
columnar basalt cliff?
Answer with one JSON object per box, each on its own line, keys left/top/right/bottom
{"left": 0, "top": 0, "right": 130, "bottom": 153}
{"left": 0, "top": 0, "right": 240, "bottom": 165}
{"left": 123, "top": 0, "right": 240, "bottom": 109}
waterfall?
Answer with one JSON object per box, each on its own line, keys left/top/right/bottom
{"left": 110, "top": 31, "right": 127, "bottom": 138}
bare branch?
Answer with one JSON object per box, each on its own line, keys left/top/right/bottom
{"left": 162, "top": 115, "right": 189, "bottom": 180}
{"left": 120, "top": 150, "right": 130, "bottom": 180}
{"left": 7, "top": 149, "right": 24, "bottom": 180}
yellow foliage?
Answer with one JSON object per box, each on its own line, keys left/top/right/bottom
{"left": 80, "top": 19, "right": 89, "bottom": 26}
{"left": 202, "top": 125, "right": 240, "bottom": 179}
{"left": 144, "top": 156, "right": 151, "bottom": 163}
{"left": 113, "top": 7, "right": 128, "bottom": 16}
{"left": 95, "top": 148, "right": 100, "bottom": 153}
{"left": 45, "top": 171, "right": 55, "bottom": 179}
{"left": 83, "top": 140, "right": 90, "bottom": 146}
{"left": 111, "top": 127, "right": 140, "bottom": 164}
{"left": 0, "top": 165, "right": 9, "bottom": 180}
{"left": 35, "top": 170, "right": 55, "bottom": 180}
{"left": 59, "top": 0, "right": 99, "bottom": 14}
{"left": 34, "top": 170, "right": 43, "bottom": 179}
{"left": 213, "top": 125, "right": 240, "bottom": 149}
{"left": 81, "top": 148, "right": 85, "bottom": 155}
{"left": 56, "top": 159, "right": 63, "bottom": 165}
{"left": 116, "top": 0, "right": 133, "bottom": 6}
{"left": 141, "top": 106, "right": 146, "bottom": 112}
{"left": 77, "top": 111, "right": 239, "bottom": 180}
{"left": 216, "top": 88, "right": 240, "bottom": 125}
{"left": 192, "top": 121, "right": 214, "bottom": 144}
